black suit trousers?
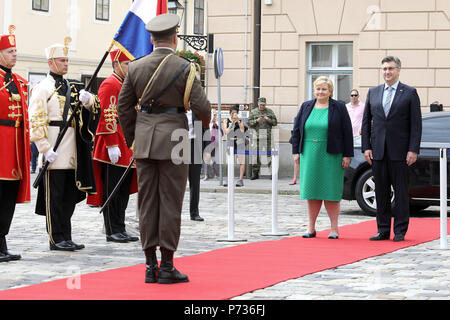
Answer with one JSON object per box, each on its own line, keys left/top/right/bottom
{"left": 372, "top": 154, "right": 410, "bottom": 236}
{"left": 0, "top": 180, "right": 20, "bottom": 238}
{"left": 189, "top": 139, "right": 202, "bottom": 216}
{"left": 102, "top": 163, "right": 134, "bottom": 235}
{"left": 40, "top": 170, "right": 80, "bottom": 244}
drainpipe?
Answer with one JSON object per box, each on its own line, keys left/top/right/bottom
{"left": 183, "top": 0, "right": 187, "bottom": 50}
{"left": 252, "top": 0, "right": 261, "bottom": 109}
{"left": 243, "top": 0, "right": 249, "bottom": 104}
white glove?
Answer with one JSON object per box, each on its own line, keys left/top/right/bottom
{"left": 44, "top": 149, "right": 58, "bottom": 163}
{"left": 79, "top": 89, "right": 93, "bottom": 108}
{"left": 107, "top": 146, "right": 121, "bottom": 164}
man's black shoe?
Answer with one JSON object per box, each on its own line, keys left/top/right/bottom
{"left": 50, "top": 241, "right": 76, "bottom": 251}
{"left": 122, "top": 232, "right": 139, "bottom": 242}
{"left": 4, "top": 251, "right": 21, "bottom": 261}
{"left": 145, "top": 264, "right": 159, "bottom": 283}
{"left": 369, "top": 233, "right": 390, "bottom": 241}
{"left": 190, "top": 215, "right": 204, "bottom": 222}
{"left": 393, "top": 234, "right": 405, "bottom": 242}
{"left": 250, "top": 174, "right": 259, "bottom": 180}
{"left": 106, "top": 233, "right": 129, "bottom": 243}
{"left": 158, "top": 267, "right": 189, "bottom": 284}
{"left": 66, "top": 240, "right": 85, "bottom": 250}
{"left": 0, "top": 252, "right": 11, "bottom": 262}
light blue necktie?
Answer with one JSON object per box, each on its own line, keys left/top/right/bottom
{"left": 383, "top": 86, "right": 393, "bottom": 116}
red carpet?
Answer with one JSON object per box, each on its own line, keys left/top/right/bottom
{"left": 0, "top": 218, "right": 448, "bottom": 300}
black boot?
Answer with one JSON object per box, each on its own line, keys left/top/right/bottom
{"left": 190, "top": 211, "right": 204, "bottom": 221}
{"left": 0, "top": 237, "right": 20, "bottom": 261}
{"left": 144, "top": 246, "right": 159, "bottom": 283}
{"left": 250, "top": 173, "right": 259, "bottom": 180}
{"left": 158, "top": 248, "right": 189, "bottom": 284}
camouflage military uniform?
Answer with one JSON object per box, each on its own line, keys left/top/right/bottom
{"left": 247, "top": 99, "right": 277, "bottom": 177}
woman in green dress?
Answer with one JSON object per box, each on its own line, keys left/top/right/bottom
{"left": 291, "top": 76, "right": 354, "bottom": 239}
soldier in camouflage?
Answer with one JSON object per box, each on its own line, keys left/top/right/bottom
{"left": 247, "top": 97, "right": 278, "bottom": 180}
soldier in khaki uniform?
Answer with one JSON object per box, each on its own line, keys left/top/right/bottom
{"left": 117, "top": 14, "right": 211, "bottom": 284}
{"left": 247, "top": 97, "right": 278, "bottom": 179}
{"left": 29, "top": 39, "right": 100, "bottom": 252}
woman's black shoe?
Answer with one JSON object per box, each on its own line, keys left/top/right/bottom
{"left": 302, "top": 231, "right": 317, "bottom": 238}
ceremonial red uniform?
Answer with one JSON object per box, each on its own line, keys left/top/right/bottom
{"left": 87, "top": 49, "right": 138, "bottom": 242}
{"left": 87, "top": 71, "right": 138, "bottom": 207}
{"left": 1, "top": 25, "right": 30, "bottom": 261}
{"left": 0, "top": 68, "right": 30, "bottom": 203}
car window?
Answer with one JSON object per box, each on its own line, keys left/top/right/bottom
{"left": 422, "top": 116, "right": 450, "bottom": 143}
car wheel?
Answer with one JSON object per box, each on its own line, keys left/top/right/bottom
{"left": 409, "top": 204, "right": 429, "bottom": 213}
{"left": 354, "top": 169, "right": 394, "bottom": 216}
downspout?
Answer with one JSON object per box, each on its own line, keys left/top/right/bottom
{"left": 252, "top": 0, "right": 261, "bottom": 108}
{"left": 243, "top": 0, "right": 249, "bottom": 104}
{"left": 183, "top": 0, "right": 187, "bottom": 50}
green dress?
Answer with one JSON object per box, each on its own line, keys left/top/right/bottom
{"left": 299, "top": 107, "right": 344, "bottom": 201}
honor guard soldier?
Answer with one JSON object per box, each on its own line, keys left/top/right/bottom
{"left": 117, "top": 13, "right": 211, "bottom": 284}
{"left": 0, "top": 26, "right": 30, "bottom": 262}
{"left": 87, "top": 49, "right": 139, "bottom": 243}
{"left": 29, "top": 38, "right": 100, "bottom": 252}
{"left": 247, "top": 97, "right": 278, "bottom": 180}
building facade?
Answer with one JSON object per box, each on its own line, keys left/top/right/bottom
{"left": 1, "top": 0, "right": 203, "bottom": 91}
{"left": 4, "top": 1, "right": 448, "bottom": 177}
{"left": 205, "top": 0, "right": 450, "bottom": 176}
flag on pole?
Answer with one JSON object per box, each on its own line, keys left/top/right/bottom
{"left": 112, "top": 0, "right": 168, "bottom": 60}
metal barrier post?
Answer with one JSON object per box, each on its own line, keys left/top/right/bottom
{"left": 261, "top": 150, "right": 289, "bottom": 237}
{"left": 421, "top": 142, "right": 450, "bottom": 250}
{"left": 217, "top": 144, "right": 246, "bottom": 242}
{"left": 430, "top": 147, "right": 449, "bottom": 250}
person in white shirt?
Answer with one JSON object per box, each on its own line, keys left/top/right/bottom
{"left": 345, "top": 89, "right": 365, "bottom": 136}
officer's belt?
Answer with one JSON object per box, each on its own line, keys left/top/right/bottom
{"left": 49, "top": 120, "right": 66, "bottom": 127}
{"left": 139, "top": 106, "right": 185, "bottom": 114}
{"left": 0, "top": 119, "right": 17, "bottom": 127}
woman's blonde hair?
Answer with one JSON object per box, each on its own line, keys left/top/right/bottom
{"left": 313, "top": 76, "right": 334, "bottom": 97}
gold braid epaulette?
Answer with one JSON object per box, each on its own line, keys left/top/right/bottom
{"left": 183, "top": 62, "right": 200, "bottom": 111}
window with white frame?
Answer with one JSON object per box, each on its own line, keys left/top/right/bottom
{"left": 307, "top": 42, "right": 353, "bottom": 103}
{"left": 32, "top": 0, "right": 49, "bottom": 12}
{"left": 28, "top": 72, "right": 47, "bottom": 103}
{"left": 194, "top": 0, "right": 204, "bottom": 35}
{"left": 95, "top": 0, "right": 110, "bottom": 21}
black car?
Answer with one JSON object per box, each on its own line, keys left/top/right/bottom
{"left": 343, "top": 111, "right": 450, "bottom": 215}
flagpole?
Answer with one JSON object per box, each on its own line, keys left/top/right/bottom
{"left": 85, "top": 41, "right": 114, "bottom": 91}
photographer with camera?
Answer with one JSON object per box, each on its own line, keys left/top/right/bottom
{"left": 222, "top": 105, "right": 247, "bottom": 187}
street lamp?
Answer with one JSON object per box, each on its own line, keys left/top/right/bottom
{"left": 168, "top": 0, "right": 185, "bottom": 21}
{"left": 168, "top": 0, "right": 208, "bottom": 51}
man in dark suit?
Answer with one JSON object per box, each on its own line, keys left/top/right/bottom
{"left": 361, "top": 56, "right": 422, "bottom": 242}
{"left": 117, "top": 14, "right": 210, "bottom": 284}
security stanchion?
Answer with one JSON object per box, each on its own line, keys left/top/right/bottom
{"left": 217, "top": 143, "right": 247, "bottom": 242}
{"left": 261, "top": 149, "right": 289, "bottom": 237}
{"left": 420, "top": 142, "right": 450, "bottom": 250}
{"left": 430, "top": 147, "right": 449, "bottom": 250}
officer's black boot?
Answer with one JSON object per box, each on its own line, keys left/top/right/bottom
{"left": 0, "top": 237, "right": 10, "bottom": 263}
{"left": 144, "top": 246, "right": 159, "bottom": 283}
{"left": 0, "top": 236, "right": 20, "bottom": 261}
{"left": 158, "top": 247, "right": 189, "bottom": 284}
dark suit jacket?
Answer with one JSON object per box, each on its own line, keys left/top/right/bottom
{"left": 291, "top": 98, "right": 354, "bottom": 157}
{"left": 361, "top": 82, "right": 422, "bottom": 161}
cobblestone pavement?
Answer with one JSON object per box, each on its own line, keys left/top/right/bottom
{"left": 1, "top": 173, "right": 449, "bottom": 300}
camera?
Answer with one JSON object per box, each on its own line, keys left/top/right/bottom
{"left": 430, "top": 101, "right": 443, "bottom": 112}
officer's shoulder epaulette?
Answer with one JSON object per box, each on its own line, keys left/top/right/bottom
{"left": 15, "top": 73, "right": 29, "bottom": 85}
{"left": 68, "top": 79, "right": 84, "bottom": 85}
{"left": 68, "top": 80, "right": 85, "bottom": 91}
{"left": 178, "top": 55, "right": 192, "bottom": 63}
